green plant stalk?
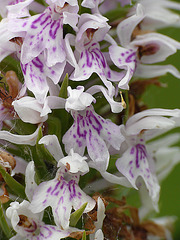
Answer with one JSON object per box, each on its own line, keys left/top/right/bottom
{"left": 123, "top": 90, "right": 129, "bottom": 125}
{"left": 82, "top": 231, "right": 86, "bottom": 240}
{"left": 0, "top": 202, "right": 13, "bottom": 239}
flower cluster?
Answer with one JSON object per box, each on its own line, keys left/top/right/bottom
{"left": 0, "top": 0, "right": 180, "bottom": 239}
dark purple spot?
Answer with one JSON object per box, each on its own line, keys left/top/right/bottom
{"left": 47, "top": 187, "right": 52, "bottom": 193}
{"left": 49, "top": 19, "right": 61, "bottom": 39}
{"left": 125, "top": 52, "right": 136, "bottom": 63}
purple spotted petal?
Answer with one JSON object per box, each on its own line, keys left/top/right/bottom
{"left": 9, "top": 8, "right": 65, "bottom": 66}
{"left": 23, "top": 11, "right": 65, "bottom": 66}
{"left": 30, "top": 167, "right": 95, "bottom": 229}
{"left": 21, "top": 58, "right": 49, "bottom": 103}
{"left": 109, "top": 45, "right": 136, "bottom": 89}
{"left": 21, "top": 54, "right": 65, "bottom": 102}
{"left": 35, "top": 224, "right": 72, "bottom": 240}
{"left": 63, "top": 106, "right": 124, "bottom": 171}
{"left": 70, "top": 42, "right": 124, "bottom": 95}
{"left": 19, "top": 222, "right": 72, "bottom": 240}
{"left": 86, "top": 129, "right": 110, "bottom": 170}
{"left": 116, "top": 143, "right": 160, "bottom": 203}
{"left": 6, "top": 200, "right": 73, "bottom": 240}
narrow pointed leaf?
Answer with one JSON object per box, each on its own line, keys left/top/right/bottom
{"left": 82, "top": 231, "right": 86, "bottom": 240}
{"left": 36, "top": 126, "right": 57, "bottom": 165}
{"left": 59, "top": 73, "right": 69, "bottom": 99}
{"left": 0, "top": 202, "right": 14, "bottom": 239}
{"left": 70, "top": 202, "right": 88, "bottom": 227}
{"left": 30, "top": 127, "right": 48, "bottom": 182}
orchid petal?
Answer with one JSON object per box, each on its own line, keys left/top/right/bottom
{"left": 109, "top": 45, "right": 136, "bottom": 89}
{"left": 135, "top": 64, "right": 180, "bottom": 79}
{"left": 25, "top": 161, "right": 37, "bottom": 202}
{"left": 125, "top": 116, "right": 176, "bottom": 136}
{"left": 90, "top": 197, "right": 105, "bottom": 240}
{"left": 135, "top": 0, "right": 180, "bottom": 30}
{"left": 98, "top": 169, "right": 132, "bottom": 188}
{"left": 6, "top": 200, "right": 73, "bottom": 240}
{"left": 131, "top": 32, "right": 180, "bottom": 64}
{"left": 21, "top": 55, "right": 64, "bottom": 103}
{"left": 138, "top": 180, "right": 159, "bottom": 219}
{"left": 21, "top": 60, "right": 49, "bottom": 103}
{"left": 87, "top": 85, "right": 124, "bottom": 113}
{"left": 30, "top": 168, "right": 95, "bottom": 229}
{"left": 46, "top": 96, "right": 66, "bottom": 110}
{"left": 57, "top": 149, "right": 89, "bottom": 174}
{"left": 76, "top": 14, "right": 110, "bottom": 43}
{"left": 63, "top": 106, "right": 124, "bottom": 171}
{"left": 94, "top": 229, "right": 104, "bottom": 240}
{"left": 116, "top": 143, "right": 160, "bottom": 203}
{"left": 126, "top": 108, "right": 180, "bottom": 129}
{"left": 0, "top": 126, "right": 40, "bottom": 146}
{"left": 117, "top": 4, "right": 145, "bottom": 46}
{"left": 47, "top": 0, "right": 78, "bottom": 7}
{"left": 63, "top": 12, "right": 79, "bottom": 30}
{"left": 65, "top": 86, "right": 95, "bottom": 112}
{"left": 7, "top": 0, "right": 34, "bottom": 18}
{"left": 147, "top": 133, "right": 180, "bottom": 152}
{"left": 13, "top": 97, "right": 49, "bottom": 124}
{"left": 70, "top": 42, "right": 115, "bottom": 96}
{"left": 154, "top": 147, "right": 180, "bottom": 182}
{"left": 81, "top": 0, "right": 104, "bottom": 10}
{"left": 21, "top": 12, "right": 65, "bottom": 66}
{"left": 86, "top": 129, "right": 110, "bottom": 171}
{"left": 39, "top": 135, "right": 64, "bottom": 161}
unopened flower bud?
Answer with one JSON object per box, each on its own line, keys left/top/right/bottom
{"left": 0, "top": 151, "right": 16, "bottom": 181}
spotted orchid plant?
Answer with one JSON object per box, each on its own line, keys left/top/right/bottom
{"left": 0, "top": 0, "right": 180, "bottom": 239}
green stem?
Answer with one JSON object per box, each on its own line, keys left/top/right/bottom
{"left": 123, "top": 90, "right": 129, "bottom": 125}
{"left": 0, "top": 202, "right": 14, "bottom": 239}
{"left": 78, "top": 0, "right": 82, "bottom": 14}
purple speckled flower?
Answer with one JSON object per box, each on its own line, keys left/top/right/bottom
{"left": 109, "top": 3, "right": 180, "bottom": 84}
{"left": 8, "top": 2, "right": 79, "bottom": 67}
{"left": 115, "top": 108, "right": 180, "bottom": 210}
{"left": 65, "top": 13, "right": 125, "bottom": 96}
{"left": 6, "top": 200, "right": 73, "bottom": 240}
{"left": 21, "top": 53, "right": 65, "bottom": 103}
{"left": 116, "top": 139, "right": 160, "bottom": 206}
{"left": 62, "top": 105, "right": 124, "bottom": 171}
{"left": 30, "top": 165, "right": 95, "bottom": 229}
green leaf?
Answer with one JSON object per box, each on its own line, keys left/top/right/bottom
{"left": 0, "top": 165, "right": 26, "bottom": 199}
{"left": 47, "top": 116, "right": 62, "bottom": 142}
{"left": 36, "top": 125, "right": 57, "bottom": 165}
{"left": 29, "top": 127, "right": 48, "bottom": 182}
{"left": 70, "top": 202, "right": 88, "bottom": 227}
{"left": 0, "top": 202, "right": 14, "bottom": 239}
{"left": 59, "top": 73, "right": 69, "bottom": 99}
{"left": 82, "top": 231, "right": 86, "bottom": 240}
